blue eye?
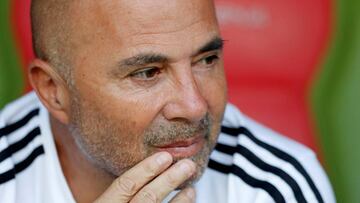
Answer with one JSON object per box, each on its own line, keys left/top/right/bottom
{"left": 130, "top": 67, "right": 161, "bottom": 80}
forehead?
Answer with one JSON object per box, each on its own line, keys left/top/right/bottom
{"left": 87, "top": 0, "right": 217, "bottom": 30}
{"left": 71, "top": 0, "right": 219, "bottom": 58}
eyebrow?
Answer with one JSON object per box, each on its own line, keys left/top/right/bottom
{"left": 194, "top": 36, "right": 224, "bottom": 56}
{"left": 120, "top": 53, "right": 169, "bottom": 67}
{"left": 117, "top": 36, "right": 224, "bottom": 70}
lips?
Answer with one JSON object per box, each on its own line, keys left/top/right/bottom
{"left": 153, "top": 136, "right": 205, "bottom": 158}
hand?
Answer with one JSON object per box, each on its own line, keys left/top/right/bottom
{"left": 94, "top": 152, "right": 197, "bottom": 203}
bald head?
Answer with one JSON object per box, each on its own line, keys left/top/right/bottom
{"left": 31, "top": 0, "right": 73, "bottom": 81}
{"left": 30, "top": 0, "right": 219, "bottom": 85}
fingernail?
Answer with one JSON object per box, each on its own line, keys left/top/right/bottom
{"left": 156, "top": 152, "right": 171, "bottom": 165}
{"left": 186, "top": 188, "right": 195, "bottom": 199}
{"left": 179, "top": 161, "right": 193, "bottom": 174}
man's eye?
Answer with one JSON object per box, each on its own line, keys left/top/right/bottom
{"left": 199, "top": 54, "right": 219, "bottom": 67}
{"left": 129, "top": 67, "right": 161, "bottom": 80}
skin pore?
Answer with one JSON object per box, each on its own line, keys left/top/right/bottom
{"left": 29, "top": 0, "right": 227, "bottom": 202}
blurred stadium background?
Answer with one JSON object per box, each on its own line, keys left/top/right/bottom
{"left": 1, "top": 0, "right": 359, "bottom": 202}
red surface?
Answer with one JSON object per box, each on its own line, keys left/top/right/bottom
{"left": 215, "top": 0, "right": 332, "bottom": 150}
{"left": 11, "top": 0, "right": 332, "bottom": 150}
{"left": 11, "top": 0, "right": 33, "bottom": 92}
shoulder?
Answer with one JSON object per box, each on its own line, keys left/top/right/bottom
{"left": 0, "top": 92, "right": 45, "bottom": 199}
{"left": 0, "top": 92, "right": 41, "bottom": 143}
{"left": 209, "top": 103, "right": 336, "bottom": 203}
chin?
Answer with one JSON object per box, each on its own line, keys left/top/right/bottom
{"left": 174, "top": 136, "right": 215, "bottom": 190}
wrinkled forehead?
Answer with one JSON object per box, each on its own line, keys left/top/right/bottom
{"left": 70, "top": 0, "right": 219, "bottom": 47}
{"left": 84, "top": 0, "right": 216, "bottom": 30}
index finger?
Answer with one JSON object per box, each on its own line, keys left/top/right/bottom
{"left": 94, "top": 152, "right": 173, "bottom": 203}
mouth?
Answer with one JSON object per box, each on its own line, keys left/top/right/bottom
{"left": 153, "top": 136, "right": 205, "bottom": 159}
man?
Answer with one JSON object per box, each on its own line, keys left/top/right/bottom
{"left": 0, "top": 0, "right": 335, "bottom": 202}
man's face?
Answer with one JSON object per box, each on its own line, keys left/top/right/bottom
{"left": 67, "top": 0, "right": 227, "bottom": 186}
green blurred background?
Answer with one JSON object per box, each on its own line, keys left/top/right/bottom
{"left": 0, "top": 0, "right": 24, "bottom": 108}
{"left": 312, "top": 0, "right": 360, "bottom": 201}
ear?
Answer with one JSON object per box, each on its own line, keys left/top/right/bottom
{"left": 29, "top": 59, "right": 71, "bottom": 124}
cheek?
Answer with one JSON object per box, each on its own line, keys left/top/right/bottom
{"left": 196, "top": 68, "right": 227, "bottom": 120}
{"left": 79, "top": 77, "right": 163, "bottom": 136}
{"left": 104, "top": 96, "right": 162, "bottom": 137}
{"left": 74, "top": 97, "right": 151, "bottom": 171}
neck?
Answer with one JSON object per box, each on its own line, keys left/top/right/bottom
{"left": 50, "top": 116, "right": 115, "bottom": 203}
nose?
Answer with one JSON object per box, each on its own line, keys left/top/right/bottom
{"left": 163, "top": 71, "right": 208, "bottom": 123}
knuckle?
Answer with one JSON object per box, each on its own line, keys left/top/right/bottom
{"left": 143, "top": 161, "right": 159, "bottom": 175}
{"left": 115, "top": 176, "right": 137, "bottom": 195}
{"left": 138, "top": 188, "right": 159, "bottom": 203}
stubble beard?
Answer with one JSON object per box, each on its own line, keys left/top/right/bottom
{"left": 68, "top": 95, "right": 220, "bottom": 188}
{"left": 143, "top": 116, "right": 219, "bottom": 189}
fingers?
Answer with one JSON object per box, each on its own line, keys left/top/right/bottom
{"left": 130, "top": 159, "right": 196, "bottom": 203}
{"left": 169, "top": 187, "right": 196, "bottom": 203}
{"left": 94, "top": 152, "right": 173, "bottom": 203}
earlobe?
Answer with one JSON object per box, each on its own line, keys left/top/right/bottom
{"left": 28, "top": 59, "right": 71, "bottom": 124}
